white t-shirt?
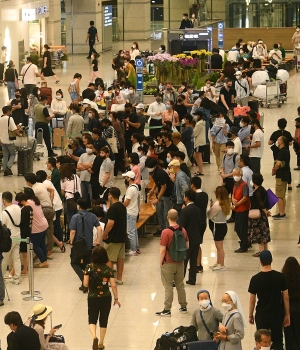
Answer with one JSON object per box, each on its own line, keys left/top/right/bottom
{"left": 0, "top": 115, "right": 17, "bottom": 144}
{"left": 233, "top": 137, "right": 242, "bottom": 156}
{"left": 2, "top": 204, "right": 21, "bottom": 238}
{"left": 201, "top": 86, "right": 216, "bottom": 103}
{"left": 32, "top": 183, "right": 52, "bottom": 207}
{"left": 43, "top": 179, "right": 63, "bottom": 211}
{"left": 20, "top": 63, "right": 39, "bottom": 85}
{"left": 125, "top": 184, "right": 139, "bottom": 216}
{"left": 99, "top": 158, "right": 114, "bottom": 188}
{"left": 250, "top": 129, "right": 264, "bottom": 158}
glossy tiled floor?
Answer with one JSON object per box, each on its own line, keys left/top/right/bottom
{"left": 0, "top": 44, "right": 300, "bottom": 349}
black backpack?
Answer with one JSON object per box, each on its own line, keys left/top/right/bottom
{"left": 154, "top": 326, "right": 198, "bottom": 350}
{"left": 0, "top": 222, "right": 12, "bottom": 252}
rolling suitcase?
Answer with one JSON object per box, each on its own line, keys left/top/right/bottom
{"left": 52, "top": 128, "right": 65, "bottom": 149}
{"left": 248, "top": 98, "right": 259, "bottom": 113}
{"left": 202, "top": 144, "right": 210, "bottom": 164}
{"left": 182, "top": 340, "right": 219, "bottom": 350}
{"left": 17, "top": 148, "right": 33, "bottom": 175}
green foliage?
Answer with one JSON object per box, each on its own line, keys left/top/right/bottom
{"left": 30, "top": 54, "right": 39, "bottom": 66}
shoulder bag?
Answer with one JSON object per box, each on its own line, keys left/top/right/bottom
{"left": 107, "top": 128, "right": 118, "bottom": 153}
{"left": 8, "top": 116, "right": 16, "bottom": 141}
{"left": 14, "top": 69, "right": 19, "bottom": 89}
{"left": 71, "top": 213, "right": 88, "bottom": 262}
{"left": 66, "top": 176, "right": 81, "bottom": 211}
{"left": 4, "top": 210, "right": 20, "bottom": 227}
{"left": 21, "top": 64, "right": 32, "bottom": 84}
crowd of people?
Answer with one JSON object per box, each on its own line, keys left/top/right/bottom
{"left": 1, "top": 34, "right": 300, "bottom": 350}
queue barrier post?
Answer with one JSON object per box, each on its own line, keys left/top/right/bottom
{"left": 20, "top": 237, "right": 42, "bottom": 301}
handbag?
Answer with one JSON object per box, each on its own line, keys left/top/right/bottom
{"left": 248, "top": 209, "right": 261, "bottom": 219}
{"left": 72, "top": 213, "right": 87, "bottom": 260}
{"left": 107, "top": 136, "right": 118, "bottom": 153}
{"left": 66, "top": 176, "right": 80, "bottom": 211}
{"left": 266, "top": 188, "right": 278, "bottom": 210}
{"left": 14, "top": 70, "right": 19, "bottom": 89}
{"left": 46, "top": 335, "right": 65, "bottom": 343}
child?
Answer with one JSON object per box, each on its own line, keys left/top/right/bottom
{"left": 90, "top": 53, "right": 100, "bottom": 82}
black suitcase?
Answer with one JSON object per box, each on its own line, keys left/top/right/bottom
{"left": 17, "top": 148, "right": 33, "bottom": 175}
{"left": 182, "top": 340, "right": 219, "bottom": 350}
{"left": 248, "top": 99, "right": 259, "bottom": 113}
{"left": 202, "top": 144, "right": 210, "bottom": 164}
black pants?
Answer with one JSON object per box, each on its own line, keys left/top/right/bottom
{"left": 224, "top": 177, "right": 234, "bottom": 197}
{"left": 255, "top": 312, "right": 284, "bottom": 350}
{"left": 114, "top": 148, "right": 126, "bottom": 176}
{"left": 70, "top": 249, "right": 92, "bottom": 282}
{"left": 184, "top": 244, "right": 199, "bottom": 284}
{"left": 250, "top": 157, "right": 261, "bottom": 174}
{"left": 235, "top": 211, "right": 249, "bottom": 250}
{"left": 88, "top": 40, "right": 97, "bottom": 57}
{"left": 88, "top": 295, "right": 112, "bottom": 327}
{"left": 149, "top": 118, "right": 162, "bottom": 139}
{"left": 35, "top": 122, "right": 54, "bottom": 155}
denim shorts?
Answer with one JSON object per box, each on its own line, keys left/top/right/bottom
{"left": 70, "top": 92, "right": 79, "bottom": 100}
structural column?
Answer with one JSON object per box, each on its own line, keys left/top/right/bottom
{"left": 47, "top": 0, "right": 62, "bottom": 46}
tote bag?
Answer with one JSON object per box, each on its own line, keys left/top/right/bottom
{"left": 107, "top": 136, "right": 118, "bottom": 153}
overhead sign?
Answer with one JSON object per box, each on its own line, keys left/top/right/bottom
{"left": 104, "top": 5, "right": 112, "bottom": 27}
{"left": 218, "top": 22, "right": 224, "bottom": 49}
{"left": 136, "top": 73, "right": 143, "bottom": 92}
{"left": 135, "top": 58, "right": 144, "bottom": 73}
{"left": 37, "top": 6, "right": 47, "bottom": 15}
{"left": 22, "top": 9, "right": 36, "bottom": 21}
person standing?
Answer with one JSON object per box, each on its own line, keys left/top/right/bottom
{"left": 34, "top": 95, "right": 57, "bottom": 157}
{"left": 291, "top": 25, "right": 300, "bottom": 51}
{"left": 179, "top": 190, "right": 203, "bottom": 285}
{"left": 135, "top": 103, "right": 147, "bottom": 135}
{"left": 47, "top": 157, "right": 62, "bottom": 199}
{"left": 238, "top": 116, "right": 251, "bottom": 156}
{"left": 103, "top": 187, "right": 127, "bottom": 284}
{"left": 86, "top": 21, "right": 99, "bottom": 59}
{"left": 147, "top": 94, "right": 166, "bottom": 138}
{"left": 248, "top": 250, "right": 290, "bottom": 350}
{"left": 181, "top": 114, "right": 194, "bottom": 160}
{"left": 155, "top": 209, "right": 188, "bottom": 317}
{"left": 234, "top": 71, "right": 250, "bottom": 106}
{"left": 217, "top": 78, "right": 236, "bottom": 115}
{"left": 122, "top": 171, "right": 140, "bottom": 255}
{"left": 77, "top": 143, "right": 95, "bottom": 205}
{"left": 272, "top": 136, "right": 290, "bottom": 220}
{"left": 19, "top": 56, "right": 42, "bottom": 95}
{"left": 123, "top": 102, "right": 140, "bottom": 155}
{"left": 193, "top": 110, "right": 206, "bottom": 176}
{"left": 99, "top": 146, "right": 114, "bottom": 201}
{"left": 40, "top": 44, "right": 59, "bottom": 84}
{"left": 1, "top": 192, "right": 21, "bottom": 285}
{"left": 5, "top": 60, "right": 18, "bottom": 99}
{"left": 0, "top": 105, "right": 22, "bottom": 176}
{"left": 179, "top": 13, "right": 192, "bottom": 29}
{"left": 231, "top": 168, "right": 250, "bottom": 253}
{"left": 247, "top": 119, "right": 264, "bottom": 174}
{"left": 0, "top": 246, "right": 4, "bottom": 306}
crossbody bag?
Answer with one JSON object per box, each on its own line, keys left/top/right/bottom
{"left": 4, "top": 210, "right": 20, "bottom": 227}
{"left": 66, "top": 176, "right": 81, "bottom": 211}
{"left": 21, "top": 64, "right": 32, "bottom": 84}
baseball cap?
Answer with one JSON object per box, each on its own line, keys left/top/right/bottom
{"left": 136, "top": 103, "right": 145, "bottom": 110}
{"left": 82, "top": 98, "right": 91, "bottom": 105}
{"left": 259, "top": 250, "right": 272, "bottom": 263}
{"left": 229, "top": 126, "right": 239, "bottom": 135}
{"left": 169, "top": 159, "right": 180, "bottom": 167}
{"left": 234, "top": 71, "right": 242, "bottom": 76}
{"left": 122, "top": 171, "right": 136, "bottom": 179}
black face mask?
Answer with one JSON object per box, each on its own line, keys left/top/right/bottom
{"left": 227, "top": 133, "right": 232, "bottom": 139}
{"left": 125, "top": 109, "right": 131, "bottom": 114}
{"left": 68, "top": 145, "right": 72, "bottom": 149}
{"left": 18, "top": 202, "right": 23, "bottom": 208}
{"left": 296, "top": 125, "right": 300, "bottom": 129}
{"left": 125, "top": 179, "right": 129, "bottom": 187}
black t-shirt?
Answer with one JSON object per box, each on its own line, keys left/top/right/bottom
{"left": 11, "top": 99, "right": 24, "bottom": 125}
{"left": 174, "top": 103, "right": 187, "bottom": 122}
{"left": 124, "top": 112, "right": 139, "bottom": 138}
{"left": 136, "top": 114, "right": 147, "bottom": 134}
{"left": 218, "top": 87, "right": 236, "bottom": 109}
{"left": 152, "top": 166, "right": 173, "bottom": 197}
{"left": 92, "top": 59, "right": 98, "bottom": 72}
{"left": 194, "top": 191, "right": 209, "bottom": 224}
{"left": 103, "top": 202, "right": 127, "bottom": 244}
{"left": 88, "top": 26, "right": 97, "bottom": 41}
{"left": 90, "top": 155, "right": 103, "bottom": 186}
{"left": 20, "top": 205, "right": 33, "bottom": 239}
{"left": 269, "top": 129, "right": 293, "bottom": 160}
{"left": 82, "top": 88, "right": 94, "bottom": 100}
{"left": 211, "top": 54, "right": 223, "bottom": 69}
{"left": 180, "top": 163, "right": 191, "bottom": 178}
{"left": 275, "top": 147, "right": 290, "bottom": 181}
{"left": 163, "top": 142, "right": 179, "bottom": 165}
{"left": 94, "top": 138, "right": 115, "bottom": 161}
{"left": 248, "top": 270, "right": 288, "bottom": 315}
{"left": 179, "top": 19, "right": 192, "bottom": 29}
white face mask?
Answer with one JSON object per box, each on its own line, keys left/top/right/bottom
{"left": 77, "top": 205, "right": 80, "bottom": 210}
{"left": 56, "top": 95, "right": 62, "bottom": 100}
{"left": 86, "top": 148, "right": 93, "bottom": 154}
{"left": 275, "top": 140, "right": 279, "bottom": 147}
{"left": 109, "top": 117, "right": 112, "bottom": 121}
{"left": 234, "top": 176, "right": 241, "bottom": 182}
{"left": 88, "top": 113, "right": 92, "bottom": 118}
{"left": 130, "top": 165, "right": 133, "bottom": 169}
{"left": 297, "top": 28, "right": 300, "bottom": 32}
{"left": 206, "top": 84, "right": 210, "bottom": 88}
{"left": 199, "top": 300, "right": 210, "bottom": 309}
{"left": 132, "top": 45, "right": 136, "bottom": 49}
{"left": 222, "top": 303, "right": 232, "bottom": 311}
{"left": 227, "top": 148, "right": 234, "bottom": 155}
{"left": 83, "top": 104, "right": 89, "bottom": 108}
{"left": 260, "top": 346, "right": 271, "bottom": 350}
{"left": 250, "top": 180, "right": 254, "bottom": 186}
{"left": 239, "top": 121, "right": 244, "bottom": 128}
{"left": 137, "top": 152, "right": 141, "bottom": 157}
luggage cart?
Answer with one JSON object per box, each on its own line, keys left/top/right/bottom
{"left": 33, "top": 128, "right": 44, "bottom": 161}
{"left": 295, "top": 47, "right": 300, "bottom": 73}
{"left": 258, "top": 80, "right": 282, "bottom": 109}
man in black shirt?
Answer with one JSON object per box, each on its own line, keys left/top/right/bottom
{"left": 272, "top": 136, "right": 290, "bottom": 220}
{"left": 179, "top": 13, "right": 192, "bottom": 29}
{"left": 248, "top": 250, "right": 290, "bottom": 350}
{"left": 86, "top": 20, "right": 99, "bottom": 58}
{"left": 4, "top": 311, "right": 40, "bottom": 350}
{"left": 123, "top": 102, "right": 140, "bottom": 154}
{"left": 217, "top": 78, "right": 236, "bottom": 115}
{"left": 89, "top": 143, "right": 103, "bottom": 204}
{"left": 190, "top": 176, "right": 208, "bottom": 273}
{"left": 82, "top": 83, "right": 95, "bottom": 100}
{"left": 161, "top": 132, "right": 179, "bottom": 166}
{"left": 174, "top": 97, "right": 187, "bottom": 124}
{"left": 103, "top": 187, "right": 127, "bottom": 284}
{"left": 146, "top": 157, "right": 173, "bottom": 236}
{"left": 211, "top": 48, "right": 223, "bottom": 69}
{"left": 136, "top": 103, "right": 148, "bottom": 135}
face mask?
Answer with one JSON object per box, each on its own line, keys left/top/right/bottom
{"left": 83, "top": 104, "right": 88, "bottom": 108}
{"left": 206, "top": 84, "right": 210, "bottom": 88}
{"left": 250, "top": 180, "right": 254, "bottom": 187}
{"left": 296, "top": 125, "right": 300, "bottom": 129}
{"left": 137, "top": 152, "right": 141, "bottom": 157}
{"left": 166, "top": 105, "right": 170, "bottom": 110}
{"left": 132, "top": 45, "right": 136, "bottom": 49}
{"left": 130, "top": 165, "right": 133, "bottom": 169}
{"left": 239, "top": 122, "right": 244, "bottom": 128}
{"left": 88, "top": 113, "right": 92, "bottom": 118}
{"left": 68, "top": 144, "right": 73, "bottom": 149}
{"left": 159, "top": 47, "right": 162, "bottom": 51}
{"left": 227, "top": 148, "right": 234, "bottom": 155}
{"left": 129, "top": 90, "right": 134, "bottom": 94}
{"left": 234, "top": 176, "right": 241, "bottom": 182}
{"left": 109, "top": 117, "right": 112, "bottom": 121}
{"left": 156, "top": 98, "right": 162, "bottom": 103}
{"left": 56, "top": 95, "right": 62, "bottom": 100}
{"left": 125, "top": 109, "right": 131, "bottom": 114}
{"left": 98, "top": 90, "right": 103, "bottom": 94}
{"left": 275, "top": 140, "right": 279, "bottom": 147}
{"left": 297, "top": 28, "right": 300, "bottom": 32}
{"left": 86, "top": 148, "right": 93, "bottom": 154}
{"left": 227, "top": 133, "right": 232, "bottom": 139}
{"left": 77, "top": 205, "right": 80, "bottom": 211}
{"left": 199, "top": 300, "right": 210, "bottom": 309}
{"left": 147, "top": 167, "right": 155, "bottom": 173}
{"left": 38, "top": 90, "right": 41, "bottom": 94}
{"left": 166, "top": 157, "right": 171, "bottom": 164}
{"left": 260, "top": 346, "right": 271, "bottom": 350}
{"left": 240, "top": 50, "right": 244, "bottom": 54}
{"left": 222, "top": 303, "right": 232, "bottom": 311}
{"left": 183, "top": 16, "right": 186, "bottom": 19}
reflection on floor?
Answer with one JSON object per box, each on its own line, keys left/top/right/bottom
{"left": 0, "top": 48, "right": 300, "bottom": 349}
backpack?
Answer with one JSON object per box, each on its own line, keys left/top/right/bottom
{"left": 0, "top": 222, "right": 12, "bottom": 252}
{"left": 168, "top": 226, "right": 187, "bottom": 262}
{"left": 222, "top": 153, "right": 237, "bottom": 168}
{"left": 154, "top": 326, "right": 198, "bottom": 350}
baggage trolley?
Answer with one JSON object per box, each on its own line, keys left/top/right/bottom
{"left": 258, "top": 80, "right": 282, "bottom": 109}
{"left": 33, "top": 128, "right": 44, "bottom": 161}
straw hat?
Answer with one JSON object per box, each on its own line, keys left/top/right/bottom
{"left": 32, "top": 304, "right": 52, "bottom": 321}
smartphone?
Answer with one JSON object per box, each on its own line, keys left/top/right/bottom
{"left": 102, "top": 204, "right": 107, "bottom": 212}
{"left": 54, "top": 324, "right": 62, "bottom": 329}
{"left": 210, "top": 198, "right": 213, "bottom": 204}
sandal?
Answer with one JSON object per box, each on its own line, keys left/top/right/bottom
{"left": 252, "top": 252, "right": 260, "bottom": 257}
{"left": 55, "top": 80, "right": 60, "bottom": 84}
{"left": 193, "top": 171, "right": 201, "bottom": 176}
{"left": 60, "top": 244, "right": 66, "bottom": 253}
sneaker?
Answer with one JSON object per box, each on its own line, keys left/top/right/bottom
{"left": 0, "top": 300, "right": 4, "bottom": 306}
{"left": 197, "top": 265, "right": 203, "bottom": 273}
{"left": 234, "top": 248, "right": 248, "bottom": 253}
{"left": 4, "top": 170, "right": 11, "bottom": 176}
{"left": 210, "top": 262, "right": 218, "bottom": 268}
{"left": 212, "top": 264, "right": 226, "bottom": 271}
{"left": 34, "top": 262, "right": 49, "bottom": 268}
{"left": 6, "top": 168, "right": 13, "bottom": 175}
{"left": 155, "top": 309, "right": 171, "bottom": 317}
{"left": 126, "top": 250, "right": 138, "bottom": 256}
{"left": 186, "top": 280, "right": 195, "bottom": 285}
{"left": 272, "top": 213, "right": 286, "bottom": 220}
{"left": 10, "top": 278, "right": 20, "bottom": 285}
{"left": 179, "top": 307, "right": 187, "bottom": 314}
{"left": 136, "top": 248, "right": 141, "bottom": 254}
{"left": 4, "top": 274, "right": 13, "bottom": 279}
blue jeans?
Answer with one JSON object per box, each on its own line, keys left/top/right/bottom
{"left": 2, "top": 143, "right": 16, "bottom": 171}
{"left": 53, "top": 209, "right": 63, "bottom": 242}
{"left": 127, "top": 214, "right": 139, "bottom": 251}
{"left": 81, "top": 181, "right": 92, "bottom": 205}
{"left": 156, "top": 196, "right": 172, "bottom": 230}
{"left": 0, "top": 259, "right": 4, "bottom": 302}
{"left": 30, "top": 231, "right": 47, "bottom": 263}
{"left": 7, "top": 81, "right": 16, "bottom": 99}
